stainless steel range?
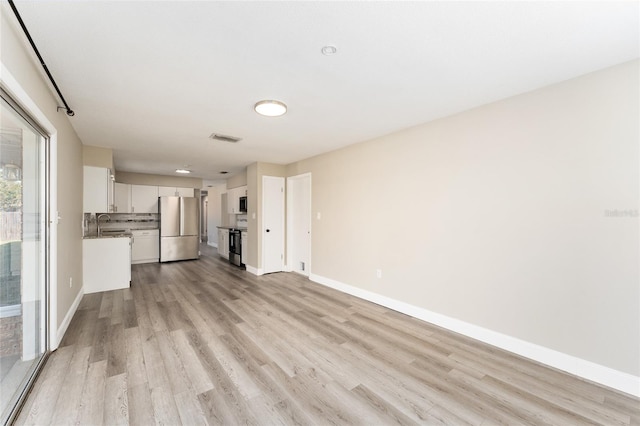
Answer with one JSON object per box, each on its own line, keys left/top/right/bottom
{"left": 228, "top": 228, "right": 243, "bottom": 267}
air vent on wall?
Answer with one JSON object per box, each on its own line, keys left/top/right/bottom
{"left": 209, "top": 133, "right": 242, "bottom": 143}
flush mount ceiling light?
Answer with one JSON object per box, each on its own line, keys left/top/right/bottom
{"left": 254, "top": 100, "right": 287, "bottom": 117}
{"left": 321, "top": 45, "right": 337, "bottom": 56}
{"left": 175, "top": 169, "right": 191, "bottom": 174}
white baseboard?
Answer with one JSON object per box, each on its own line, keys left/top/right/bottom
{"left": 309, "top": 273, "right": 640, "bottom": 397}
{"left": 207, "top": 242, "right": 218, "bottom": 248}
{"left": 54, "top": 286, "right": 84, "bottom": 349}
{"left": 246, "top": 265, "right": 263, "bottom": 276}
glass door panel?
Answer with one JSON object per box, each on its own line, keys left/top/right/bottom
{"left": 0, "top": 94, "right": 48, "bottom": 424}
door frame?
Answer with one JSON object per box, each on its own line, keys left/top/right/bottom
{"left": 1, "top": 64, "right": 55, "bottom": 424}
{"left": 1, "top": 65, "right": 56, "bottom": 347}
{"left": 286, "top": 173, "right": 312, "bottom": 275}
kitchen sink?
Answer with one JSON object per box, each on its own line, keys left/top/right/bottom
{"left": 100, "top": 229, "right": 130, "bottom": 237}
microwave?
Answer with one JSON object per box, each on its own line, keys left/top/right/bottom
{"left": 239, "top": 196, "right": 247, "bottom": 213}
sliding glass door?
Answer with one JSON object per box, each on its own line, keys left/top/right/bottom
{"left": 0, "top": 91, "right": 49, "bottom": 424}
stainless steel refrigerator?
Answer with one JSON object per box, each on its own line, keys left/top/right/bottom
{"left": 159, "top": 196, "right": 199, "bottom": 262}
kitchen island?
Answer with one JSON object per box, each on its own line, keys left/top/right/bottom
{"left": 82, "top": 236, "right": 131, "bottom": 293}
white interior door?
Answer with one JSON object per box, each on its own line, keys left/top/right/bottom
{"left": 262, "top": 176, "right": 285, "bottom": 274}
{"left": 287, "top": 173, "right": 311, "bottom": 275}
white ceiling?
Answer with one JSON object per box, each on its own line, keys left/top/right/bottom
{"left": 12, "top": 1, "right": 640, "bottom": 180}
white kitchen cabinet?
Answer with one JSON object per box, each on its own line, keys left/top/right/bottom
{"left": 131, "top": 229, "right": 159, "bottom": 264}
{"left": 158, "top": 186, "right": 176, "bottom": 197}
{"left": 83, "top": 237, "right": 131, "bottom": 293}
{"left": 83, "top": 166, "right": 113, "bottom": 213}
{"left": 177, "top": 187, "right": 194, "bottom": 197}
{"left": 159, "top": 186, "right": 194, "bottom": 197}
{"left": 113, "top": 182, "right": 131, "bottom": 213}
{"left": 241, "top": 231, "right": 247, "bottom": 265}
{"left": 217, "top": 228, "right": 229, "bottom": 259}
{"left": 227, "top": 186, "right": 247, "bottom": 214}
{"left": 226, "top": 188, "right": 235, "bottom": 214}
{"left": 131, "top": 185, "right": 159, "bottom": 213}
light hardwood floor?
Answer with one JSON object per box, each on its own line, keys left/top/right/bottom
{"left": 15, "top": 246, "right": 640, "bottom": 425}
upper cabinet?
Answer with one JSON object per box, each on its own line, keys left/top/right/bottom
{"left": 158, "top": 186, "right": 194, "bottom": 197}
{"left": 113, "top": 183, "right": 131, "bottom": 213}
{"left": 227, "top": 185, "right": 248, "bottom": 214}
{"left": 131, "top": 185, "right": 159, "bottom": 213}
{"left": 83, "top": 166, "right": 112, "bottom": 213}
{"left": 177, "top": 187, "right": 194, "bottom": 197}
{"left": 113, "top": 184, "right": 159, "bottom": 213}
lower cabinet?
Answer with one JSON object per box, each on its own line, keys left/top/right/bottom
{"left": 217, "top": 228, "right": 229, "bottom": 259}
{"left": 131, "top": 229, "right": 159, "bottom": 264}
{"left": 83, "top": 237, "right": 131, "bottom": 294}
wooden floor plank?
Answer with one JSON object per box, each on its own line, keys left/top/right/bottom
{"left": 15, "top": 346, "right": 74, "bottom": 426}
{"left": 50, "top": 346, "right": 91, "bottom": 425}
{"left": 149, "top": 385, "right": 181, "bottom": 425}
{"left": 103, "top": 373, "right": 129, "bottom": 425}
{"left": 124, "top": 327, "right": 148, "bottom": 388}
{"left": 127, "top": 382, "right": 155, "bottom": 426}
{"left": 76, "top": 360, "right": 107, "bottom": 426}
{"left": 14, "top": 245, "right": 640, "bottom": 425}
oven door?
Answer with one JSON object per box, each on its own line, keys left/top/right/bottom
{"left": 229, "top": 230, "right": 239, "bottom": 254}
{"left": 229, "top": 230, "right": 242, "bottom": 266}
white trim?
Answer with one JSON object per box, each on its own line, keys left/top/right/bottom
{"left": 48, "top": 134, "right": 58, "bottom": 350}
{"left": 55, "top": 285, "right": 83, "bottom": 347}
{"left": 207, "top": 242, "right": 218, "bottom": 248}
{"left": 286, "top": 172, "right": 312, "bottom": 277}
{"left": 245, "top": 265, "right": 263, "bottom": 276}
{"left": 0, "top": 304, "right": 22, "bottom": 318}
{"left": 309, "top": 273, "right": 640, "bottom": 397}
{"left": 0, "top": 64, "right": 59, "bottom": 352}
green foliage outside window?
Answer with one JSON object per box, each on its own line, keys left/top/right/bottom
{"left": 0, "top": 179, "right": 21, "bottom": 212}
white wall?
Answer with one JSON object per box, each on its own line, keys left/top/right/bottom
{"left": 286, "top": 60, "right": 639, "bottom": 383}
{"left": 1, "top": 7, "right": 84, "bottom": 340}
{"left": 205, "top": 185, "right": 224, "bottom": 247}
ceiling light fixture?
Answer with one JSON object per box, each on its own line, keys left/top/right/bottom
{"left": 321, "top": 45, "right": 337, "bottom": 56}
{"left": 175, "top": 169, "right": 191, "bottom": 174}
{"left": 254, "top": 100, "right": 287, "bottom": 117}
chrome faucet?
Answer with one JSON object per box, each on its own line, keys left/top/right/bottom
{"left": 97, "top": 213, "right": 111, "bottom": 236}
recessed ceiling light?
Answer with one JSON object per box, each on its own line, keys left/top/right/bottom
{"left": 175, "top": 169, "right": 191, "bottom": 174}
{"left": 321, "top": 45, "right": 337, "bottom": 56}
{"left": 254, "top": 100, "right": 287, "bottom": 117}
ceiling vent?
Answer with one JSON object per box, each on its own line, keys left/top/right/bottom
{"left": 209, "top": 133, "right": 242, "bottom": 143}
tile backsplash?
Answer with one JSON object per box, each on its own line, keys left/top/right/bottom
{"left": 84, "top": 212, "right": 159, "bottom": 236}
{"left": 236, "top": 215, "right": 248, "bottom": 228}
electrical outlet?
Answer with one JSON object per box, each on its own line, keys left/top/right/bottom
{"left": 69, "top": 277, "right": 73, "bottom": 288}
{"left": 376, "top": 269, "right": 382, "bottom": 279}
{"left": 317, "top": 212, "right": 322, "bottom": 220}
